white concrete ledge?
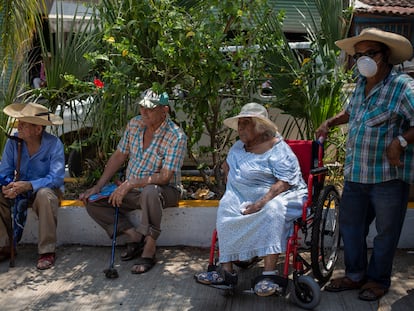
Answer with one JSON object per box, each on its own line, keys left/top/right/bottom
{"left": 20, "top": 205, "right": 414, "bottom": 248}
{"left": 21, "top": 206, "right": 218, "bottom": 247}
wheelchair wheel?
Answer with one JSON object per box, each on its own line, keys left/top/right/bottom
{"left": 310, "top": 185, "right": 341, "bottom": 284}
{"left": 289, "top": 275, "right": 321, "bottom": 309}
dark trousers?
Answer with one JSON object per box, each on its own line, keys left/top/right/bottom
{"left": 340, "top": 180, "right": 409, "bottom": 288}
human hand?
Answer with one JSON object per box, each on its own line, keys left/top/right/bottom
{"left": 108, "top": 180, "right": 131, "bottom": 207}
{"left": 386, "top": 139, "right": 404, "bottom": 167}
{"left": 241, "top": 201, "right": 264, "bottom": 215}
{"left": 315, "top": 121, "right": 330, "bottom": 141}
{"left": 79, "top": 185, "right": 101, "bottom": 203}
{"left": 12, "top": 181, "right": 31, "bottom": 196}
{"left": 2, "top": 182, "right": 18, "bottom": 199}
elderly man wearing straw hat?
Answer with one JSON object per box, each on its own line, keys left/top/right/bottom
{"left": 316, "top": 28, "right": 414, "bottom": 301}
{"left": 0, "top": 102, "right": 65, "bottom": 269}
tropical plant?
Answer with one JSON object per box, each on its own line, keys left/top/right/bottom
{"left": 16, "top": 2, "right": 102, "bottom": 172}
{"left": 253, "top": 0, "right": 356, "bottom": 186}
{"left": 169, "top": 0, "right": 272, "bottom": 195}
{"left": 1, "top": 1, "right": 100, "bottom": 158}
{"left": 67, "top": 0, "right": 272, "bottom": 195}
{"left": 260, "top": 0, "right": 354, "bottom": 140}
{"left": 0, "top": 0, "right": 45, "bottom": 151}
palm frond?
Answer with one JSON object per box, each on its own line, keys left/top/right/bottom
{"left": 0, "top": 0, "right": 45, "bottom": 71}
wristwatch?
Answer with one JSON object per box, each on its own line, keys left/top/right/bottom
{"left": 397, "top": 135, "right": 408, "bottom": 149}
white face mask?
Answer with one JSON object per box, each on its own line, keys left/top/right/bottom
{"left": 357, "top": 56, "right": 378, "bottom": 78}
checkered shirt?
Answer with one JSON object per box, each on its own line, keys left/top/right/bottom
{"left": 117, "top": 116, "right": 187, "bottom": 187}
{"left": 345, "top": 70, "right": 414, "bottom": 184}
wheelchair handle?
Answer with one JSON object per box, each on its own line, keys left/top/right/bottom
{"left": 309, "top": 167, "right": 328, "bottom": 176}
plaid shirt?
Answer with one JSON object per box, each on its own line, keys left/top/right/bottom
{"left": 345, "top": 70, "right": 414, "bottom": 184}
{"left": 118, "top": 116, "right": 187, "bottom": 187}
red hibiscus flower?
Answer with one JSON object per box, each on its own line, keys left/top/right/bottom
{"left": 94, "top": 78, "right": 104, "bottom": 89}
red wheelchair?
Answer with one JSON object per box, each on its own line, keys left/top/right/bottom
{"left": 206, "top": 140, "right": 341, "bottom": 309}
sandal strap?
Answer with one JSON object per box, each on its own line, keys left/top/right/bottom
{"left": 359, "top": 282, "right": 388, "bottom": 301}
{"left": 325, "top": 276, "right": 366, "bottom": 292}
{"left": 121, "top": 238, "right": 145, "bottom": 260}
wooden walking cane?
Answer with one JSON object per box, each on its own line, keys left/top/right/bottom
{"left": 9, "top": 136, "right": 22, "bottom": 267}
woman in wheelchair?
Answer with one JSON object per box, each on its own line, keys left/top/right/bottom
{"left": 195, "top": 103, "right": 308, "bottom": 296}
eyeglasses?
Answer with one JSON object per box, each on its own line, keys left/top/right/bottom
{"left": 353, "top": 50, "right": 383, "bottom": 61}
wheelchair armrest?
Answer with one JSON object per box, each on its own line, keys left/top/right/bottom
{"left": 309, "top": 167, "right": 328, "bottom": 176}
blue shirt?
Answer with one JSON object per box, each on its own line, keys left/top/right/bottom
{"left": 0, "top": 131, "right": 65, "bottom": 192}
{"left": 345, "top": 70, "right": 414, "bottom": 184}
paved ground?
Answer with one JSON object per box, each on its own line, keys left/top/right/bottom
{"left": 0, "top": 245, "right": 413, "bottom": 311}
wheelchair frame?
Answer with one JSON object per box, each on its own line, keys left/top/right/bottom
{"left": 206, "top": 140, "right": 341, "bottom": 309}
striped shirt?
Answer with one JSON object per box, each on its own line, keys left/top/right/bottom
{"left": 117, "top": 116, "right": 187, "bottom": 187}
{"left": 345, "top": 70, "right": 414, "bottom": 184}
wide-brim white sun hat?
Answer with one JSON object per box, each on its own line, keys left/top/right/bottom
{"left": 335, "top": 28, "right": 413, "bottom": 65}
{"left": 223, "top": 102, "right": 278, "bottom": 132}
{"left": 3, "top": 102, "right": 63, "bottom": 126}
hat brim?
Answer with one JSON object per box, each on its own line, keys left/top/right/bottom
{"left": 335, "top": 28, "right": 413, "bottom": 65}
{"left": 223, "top": 114, "right": 278, "bottom": 132}
{"left": 3, "top": 103, "right": 63, "bottom": 126}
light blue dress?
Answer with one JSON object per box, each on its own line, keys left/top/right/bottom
{"left": 217, "top": 138, "right": 308, "bottom": 263}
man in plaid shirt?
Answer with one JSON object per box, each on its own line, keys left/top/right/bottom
{"left": 81, "top": 89, "right": 187, "bottom": 274}
{"left": 316, "top": 28, "right": 414, "bottom": 301}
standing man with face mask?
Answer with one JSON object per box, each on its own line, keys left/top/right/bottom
{"left": 316, "top": 28, "right": 414, "bottom": 301}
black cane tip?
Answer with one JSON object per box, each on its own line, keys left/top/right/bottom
{"left": 104, "top": 268, "right": 119, "bottom": 279}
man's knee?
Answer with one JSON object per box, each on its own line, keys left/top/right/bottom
{"left": 36, "top": 188, "right": 61, "bottom": 200}
{"left": 34, "top": 188, "right": 59, "bottom": 208}
{"left": 85, "top": 201, "right": 100, "bottom": 219}
{"left": 36, "top": 188, "right": 52, "bottom": 197}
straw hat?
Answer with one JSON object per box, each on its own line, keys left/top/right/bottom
{"left": 335, "top": 28, "right": 413, "bottom": 65}
{"left": 3, "top": 102, "right": 63, "bottom": 126}
{"left": 223, "top": 102, "right": 278, "bottom": 132}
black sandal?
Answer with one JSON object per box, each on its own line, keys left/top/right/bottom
{"left": 121, "top": 238, "right": 145, "bottom": 261}
{"left": 131, "top": 256, "right": 156, "bottom": 274}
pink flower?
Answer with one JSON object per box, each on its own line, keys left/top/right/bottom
{"left": 94, "top": 78, "right": 104, "bottom": 89}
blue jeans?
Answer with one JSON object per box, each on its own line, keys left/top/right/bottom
{"left": 340, "top": 180, "right": 409, "bottom": 288}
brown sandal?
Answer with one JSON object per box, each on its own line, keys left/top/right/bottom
{"left": 37, "top": 253, "right": 55, "bottom": 270}
{"left": 131, "top": 256, "right": 156, "bottom": 274}
{"left": 325, "top": 276, "right": 366, "bottom": 292}
{"left": 121, "top": 239, "right": 145, "bottom": 261}
{"left": 358, "top": 281, "right": 388, "bottom": 301}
